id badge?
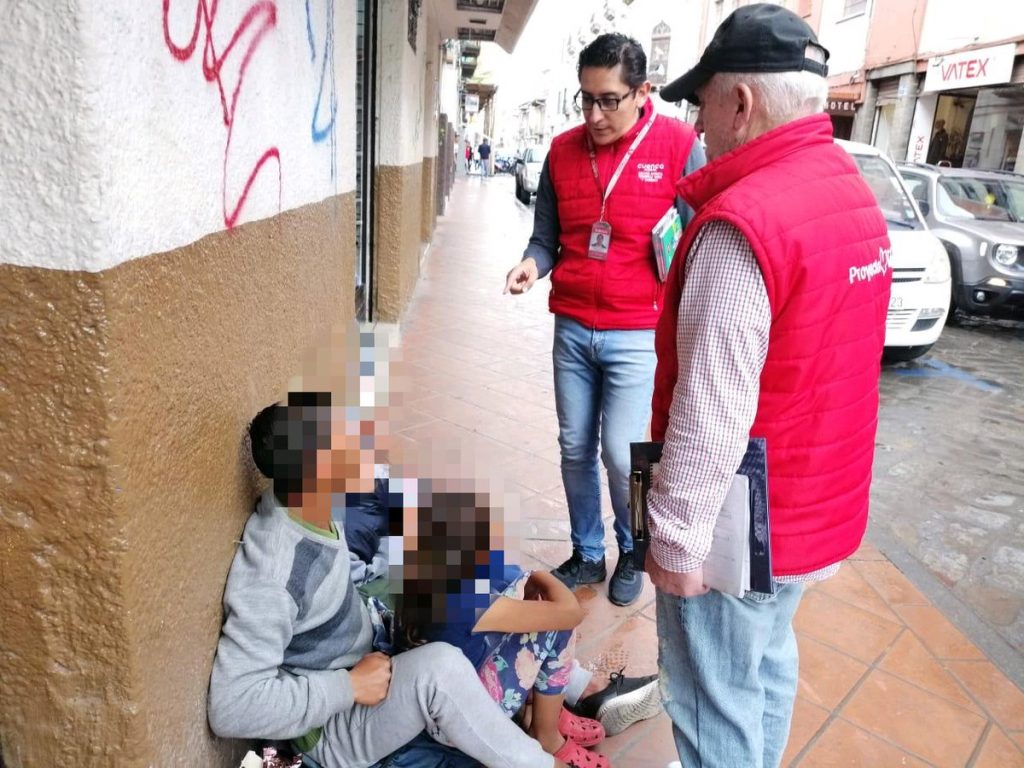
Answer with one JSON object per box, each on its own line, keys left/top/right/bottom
{"left": 588, "top": 221, "right": 612, "bottom": 260}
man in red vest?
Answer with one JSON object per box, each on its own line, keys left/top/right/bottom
{"left": 504, "top": 34, "right": 704, "bottom": 608}
{"left": 648, "top": 5, "right": 891, "bottom": 766}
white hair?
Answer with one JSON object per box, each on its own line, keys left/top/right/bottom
{"left": 706, "top": 46, "right": 828, "bottom": 128}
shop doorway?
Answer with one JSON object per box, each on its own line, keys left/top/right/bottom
{"left": 928, "top": 93, "right": 977, "bottom": 166}
{"left": 831, "top": 115, "right": 854, "bottom": 141}
{"left": 355, "top": 0, "right": 379, "bottom": 321}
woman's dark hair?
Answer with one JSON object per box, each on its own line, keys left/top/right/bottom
{"left": 392, "top": 488, "right": 494, "bottom": 651}
{"left": 577, "top": 33, "right": 647, "bottom": 88}
{"left": 249, "top": 392, "right": 333, "bottom": 505}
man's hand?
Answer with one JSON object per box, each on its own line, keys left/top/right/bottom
{"left": 645, "top": 551, "right": 710, "bottom": 598}
{"left": 504, "top": 258, "right": 539, "bottom": 295}
{"left": 350, "top": 652, "right": 392, "bottom": 706}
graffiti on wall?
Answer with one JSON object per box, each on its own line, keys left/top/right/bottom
{"left": 306, "top": 0, "right": 337, "bottom": 181}
{"left": 162, "top": 0, "right": 283, "bottom": 229}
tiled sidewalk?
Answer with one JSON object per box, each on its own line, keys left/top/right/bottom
{"left": 389, "top": 176, "right": 1024, "bottom": 767}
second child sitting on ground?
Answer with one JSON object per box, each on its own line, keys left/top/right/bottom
{"left": 391, "top": 485, "right": 612, "bottom": 768}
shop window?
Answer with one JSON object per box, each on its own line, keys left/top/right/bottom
{"left": 960, "top": 87, "right": 1024, "bottom": 171}
{"left": 843, "top": 0, "right": 868, "bottom": 17}
{"left": 872, "top": 103, "right": 896, "bottom": 156}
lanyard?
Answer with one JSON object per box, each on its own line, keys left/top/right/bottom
{"left": 587, "top": 110, "right": 657, "bottom": 221}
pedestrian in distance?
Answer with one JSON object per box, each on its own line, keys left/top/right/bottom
{"left": 503, "top": 33, "right": 705, "bottom": 609}
{"left": 479, "top": 137, "right": 492, "bottom": 177}
{"left": 648, "top": 5, "right": 891, "bottom": 767}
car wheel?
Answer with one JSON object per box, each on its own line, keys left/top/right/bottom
{"left": 883, "top": 344, "right": 933, "bottom": 363}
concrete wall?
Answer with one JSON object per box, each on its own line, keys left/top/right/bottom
{"left": 816, "top": 0, "right": 872, "bottom": 79}
{"left": 919, "top": 0, "right": 1024, "bottom": 55}
{"left": 375, "top": 0, "right": 429, "bottom": 322}
{"left": 865, "top": 0, "right": 926, "bottom": 69}
{"left": 0, "top": 0, "right": 356, "bottom": 765}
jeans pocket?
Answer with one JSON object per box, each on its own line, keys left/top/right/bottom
{"left": 742, "top": 588, "right": 780, "bottom": 604}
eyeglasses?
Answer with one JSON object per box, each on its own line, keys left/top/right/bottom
{"left": 574, "top": 88, "right": 636, "bottom": 112}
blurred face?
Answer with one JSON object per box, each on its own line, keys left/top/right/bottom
{"left": 579, "top": 65, "right": 651, "bottom": 146}
{"left": 314, "top": 408, "right": 385, "bottom": 493}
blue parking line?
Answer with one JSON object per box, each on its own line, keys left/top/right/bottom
{"left": 889, "top": 358, "right": 1002, "bottom": 392}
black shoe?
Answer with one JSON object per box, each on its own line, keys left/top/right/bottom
{"left": 552, "top": 550, "right": 607, "bottom": 589}
{"left": 573, "top": 669, "right": 661, "bottom": 736}
{"left": 608, "top": 549, "right": 643, "bottom": 606}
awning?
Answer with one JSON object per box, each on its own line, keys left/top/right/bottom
{"left": 432, "top": 0, "right": 540, "bottom": 54}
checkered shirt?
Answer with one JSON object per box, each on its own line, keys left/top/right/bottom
{"left": 647, "top": 220, "right": 839, "bottom": 584}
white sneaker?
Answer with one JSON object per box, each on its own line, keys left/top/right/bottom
{"left": 666, "top": 763, "right": 682, "bottom": 768}
{"left": 596, "top": 675, "right": 662, "bottom": 736}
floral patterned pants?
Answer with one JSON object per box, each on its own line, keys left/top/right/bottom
{"left": 477, "top": 629, "right": 576, "bottom": 717}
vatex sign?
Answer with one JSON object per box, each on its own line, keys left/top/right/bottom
{"left": 923, "top": 43, "right": 1016, "bottom": 93}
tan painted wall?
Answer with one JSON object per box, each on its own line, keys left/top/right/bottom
{"left": 866, "top": 0, "right": 926, "bottom": 69}
{"left": 0, "top": 192, "right": 355, "bottom": 767}
{"left": 421, "top": 156, "right": 437, "bottom": 244}
{"left": 375, "top": 163, "right": 424, "bottom": 322}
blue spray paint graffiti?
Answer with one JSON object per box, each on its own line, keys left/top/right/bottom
{"left": 306, "top": 0, "right": 337, "bottom": 180}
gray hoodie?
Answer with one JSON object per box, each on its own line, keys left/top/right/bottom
{"left": 208, "top": 490, "right": 374, "bottom": 739}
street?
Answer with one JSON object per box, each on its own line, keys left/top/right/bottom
{"left": 873, "top": 314, "right": 1024, "bottom": 683}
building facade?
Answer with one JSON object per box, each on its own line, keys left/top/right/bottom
{"left": 0, "top": 1, "right": 534, "bottom": 765}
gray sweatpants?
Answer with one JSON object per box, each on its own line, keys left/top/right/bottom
{"left": 311, "top": 642, "right": 555, "bottom": 768}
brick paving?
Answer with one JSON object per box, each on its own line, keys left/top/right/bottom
{"left": 387, "top": 175, "right": 1024, "bottom": 767}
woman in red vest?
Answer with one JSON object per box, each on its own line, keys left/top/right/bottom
{"left": 503, "top": 34, "right": 704, "bottom": 612}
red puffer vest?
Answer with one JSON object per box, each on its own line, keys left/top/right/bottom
{"left": 652, "top": 114, "right": 891, "bottom": 576}
{"left": 547, "top": 105, "right": 697, "bottom": 330}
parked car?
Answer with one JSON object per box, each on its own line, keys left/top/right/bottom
{"left": 515, "top": 145, "right": 547, "bottom": 204}
{"left": 896, "top": 163, "right": 1024, "bottom": 318}
{"left": 838, "top": 140, "right": 952, "bottom": 361}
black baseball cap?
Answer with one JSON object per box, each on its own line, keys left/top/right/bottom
{"left": 660, "top": 3, "right": 829, "bottom": 105}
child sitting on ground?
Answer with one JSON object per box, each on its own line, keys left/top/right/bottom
{"left": 208, "top": 393, "right": 570, "bottom": 768}
{"left": 391, "top": 484, "right": 612, "bottom": 768}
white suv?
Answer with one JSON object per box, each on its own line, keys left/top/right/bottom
{"left": 837, "top": 140, "right": 951, "bottom": 362}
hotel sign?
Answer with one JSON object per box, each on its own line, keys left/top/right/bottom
{"left": 826, "top": 97, "right": 858, "bottom": 114}
{"left": 923, "top": 43, "right": 1016, "bottom": 92}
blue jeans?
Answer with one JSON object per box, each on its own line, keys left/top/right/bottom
{"left": 372, "top": 732, "right": 481, "bottom": 768}
{"left": 552, "top": 315, "right": 656, "bottom": 561}
{"left": 656, "top": 585, "right": 805, "bottom": 768}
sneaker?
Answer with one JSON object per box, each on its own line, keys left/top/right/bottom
{"left": 608, "top": 549, "right": 642, "bottom": 606}
{"left": 552, "top": 550, "right": 607, "bottom": 589}
{"left": 574, "top": 670, "right": 661, "bottom": 736}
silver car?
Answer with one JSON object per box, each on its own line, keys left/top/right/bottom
{"left": 515, "top": 146, "right": 547, "bottom": 204}
{"left": 897, "top": 164, "right": 1024, "bottom": 317}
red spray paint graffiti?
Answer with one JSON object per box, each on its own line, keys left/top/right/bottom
{"left": 162, "top": 0, "right": 282, "bottom": 229}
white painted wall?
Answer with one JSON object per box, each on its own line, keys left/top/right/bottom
{"left": 816, "top": 0, "right": 870, "bottom": 77}
{"left": 377, "top": 0, "right": 426, "bottom": 167}
{"left": 1, "top": 0, "right": 356, "bottom": 272}
{"left": 919, "top": 0, "right": 1024, "bottom": 55}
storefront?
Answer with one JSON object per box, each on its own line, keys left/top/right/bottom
{"left": 827, "top": 93, "right": 858, "bottom": 140}
{"left": 908, "top": 43, "right": 1024, "bottom": 172}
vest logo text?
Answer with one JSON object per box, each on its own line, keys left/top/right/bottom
{"left": 637, "top": 162, "right": 664, "bottom": 183}
{"left": 849, "top": 246, "right": 891, "bottom": 284}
